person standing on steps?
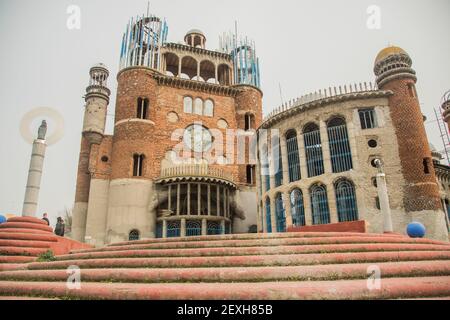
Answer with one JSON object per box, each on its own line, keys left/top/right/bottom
{"left": 55, "top": 217, "right": 65, "bottom": 237}
{"left": 42, "top": 212, "right": 50, "bottom": 225}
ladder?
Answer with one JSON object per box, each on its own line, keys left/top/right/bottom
{"left": 434, "top": 108, "right": 450, "bottom": 165}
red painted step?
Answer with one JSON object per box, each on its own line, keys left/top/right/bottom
{"left": 0, "top": 222, "right": 53, "bottom": 233}
{"left": 0, "top": 239, "right": 54, "bottom": 248}
{"left": 0, "top": 246, "right": 48, "bottom": 257}
{"left": 0, "top": 232, "right": 58, "bottom": 242}
{"left": 69, "top": 235, "right": 449, "bottom": 254}
{"left": 0, "top": 276, "right": 449, "bottom": 300}
{"left": 0, "top": 228, "right": 51, "bottom": 235}
{"left": 26, "top": 250, "right": 450, "bottom": 270}
{"left": 0, "top": 256, "right": 36, "bottom": 264}
{"left": 109, "top": 232, "right": 404, "bottom": 247}
{"left": 58, "top": 243, "right": 450, "bottom": 261}
{"left": 7, "top": 217, "right": 49, "bottom": 225}
{"left": 1, "top": 260, "right": 449, "bottom": 283}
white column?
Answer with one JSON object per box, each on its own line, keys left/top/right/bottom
{"left": 202, "top": 218, "right": 207, "bottom": 236}
{"left": 280, "top": 135, "right": 290, "bottom": 184}
{"left": 162, "top": 220, "right": 167, "bottom": 238}
{"left": 297, "top": 130, "right": 308, "bottom": 179}
{"left": 319, "top": 120, "right": 332, "bottom": 174}
{"left": 181, "top": 218, "right": 186, "bottom": 237}
{"left": 376, "top": 173, "right": 393, "bottom": 232}
{"left": 22, "top": 138, "right": 47, "bottom": 217}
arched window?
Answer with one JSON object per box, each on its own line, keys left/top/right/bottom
{"left": 273, "top": 138, "right": 283, "bottom": 187}
{"left": 327, "top": 117, "right": 353, "bottom": 173}
{"left": 164, "top": 52, "right": 180, "bottom": 77}
{"left": 286, "top": 130, "right": 301, "bottom": 182}
{"left": 246, "top": 165, "right": 255, "bottom": 184}
{"left": 181, "top": 56, "right": 198, "bottom": 80}
{"left": 167, "top": 220, "right": 180, "bottom": 238}
{"left": 183, "top": 96, "right": 193, "bottom": 113}
{"left": 194, "top": 98, "right": 203, "bottom": 115}
{"left": 204, "top": 99, "right": 214, "bottom": 117}
{"left": 290, "top": 189, "right": 305, "bottom": 226}
{"left": 244, "top": 113, "right": 254, "bottom": 131}
{"left": 303, "top": 123, "right": 324, "bottom": 177}
{"left": 200, "top": 60, "right": 216, "bottom": 83}
{"left": 265, "top": 197, "right": 272, "bottom": 233}
{"left": 137, "top": 98, "right": 148, "bottom": 119}
{"left": 207, "top": 221, "right": 222, "bottom": 235}
{"left": 186, "top": 220, "right": 201, "bottom": 236}
{"left": 335, "top": 179, "right": 358, "bottom": 222}
{"left": 310, "top": 184, "right": 330, "bottom": 225}
{"left": 132, "top": 154, "right": 145, "bottom": 177}
{"left": 128, "top": 229, "right": 140, "bottom": 241}
{"left": 275, "top": 193, "right": 286, "bottom": 232}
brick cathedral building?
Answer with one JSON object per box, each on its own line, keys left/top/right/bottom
{"left": 71, "top": 12, "right": 449, "bottom": 246}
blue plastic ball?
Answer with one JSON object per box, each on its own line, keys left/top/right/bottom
{"left": 407, "top": 222, "right": 426, "bottom": 238}
{"left": 0, "top": 215, "right": 6, "bottom": 224}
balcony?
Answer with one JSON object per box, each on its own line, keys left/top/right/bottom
{"left": 157, "top": 164, "right": 235, "bottom": 187}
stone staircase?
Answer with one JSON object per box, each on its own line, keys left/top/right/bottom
{"left": 0, "top": 231, "right": 449, "bottom": 299}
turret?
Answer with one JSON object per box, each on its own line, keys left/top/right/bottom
{"left": 72, "top": 64, "right": 110, "bottom": 242}
{"left": 373, "top": 46, "right": 441, "bottom": 213}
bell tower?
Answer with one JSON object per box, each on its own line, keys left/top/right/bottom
{"left": 72, "top": 64, "right": 110, "bottom": 242}
{"left": 374, "top": 46, "right": 446, "bottom": 239}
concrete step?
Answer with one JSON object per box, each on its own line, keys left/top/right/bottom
{"left": 1, "top": 260, "right": 449, "bottom": 283}
{"left": 0, "top": 222, "right": 53, "bottom": 233}
{"left": 70, "top": 236, "right": 450, "bottom": 254}
{"left": 0, "top": 264, "right": 28, "bottom": 272}
{"left": 0, "top": 256, "right": 36, "bottom": 264}
{"left": 0, "top": 239, "right": 54, "bottom": 248}
{"left": 0, "top": 228, "right": 51, "bottom": 235}
{"left": 58, "top": 243, "right": 450, "bottom": 261}
{"left": 0, "top": 232, "right": 58, "bottom": 242}
{"left": 26, "top": 250, "right": 450, "bottom": 270}
{"left": 108, "top": 232, "right": 405, "bottom": 247}
{"left": 0, "top": 246, "right": 48, "bottom": 257}
{"left": 0, "top": 276, "right": 449, "bottom": 299}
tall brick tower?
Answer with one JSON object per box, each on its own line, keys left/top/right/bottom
{"left": 72, "top": 64, "right": 110, "bottom": 242}
{"left": 374, "top": 46, "right": 446, "bottom": 239}
{"left": 70, "top": 12, "right": 263, "bottom": 245}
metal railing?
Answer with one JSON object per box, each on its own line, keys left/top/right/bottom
{"left": 264, "top": 81, "right": 379, "bottom": 122}
{"left": 160, "top": 164, "right": 234, "bottom": 182}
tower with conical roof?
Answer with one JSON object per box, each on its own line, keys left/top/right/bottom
{"left": 374, "top": 46, "right": 446, "bottom": 237}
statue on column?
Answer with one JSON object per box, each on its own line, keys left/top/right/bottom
{"left": 38, "top": 120, "right": 47, "bottom": 140}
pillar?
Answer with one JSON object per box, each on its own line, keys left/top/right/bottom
{"left": 207, "top": 184, "right": 211, "bottom": 216}
{"left": 202, "top": 218, "right": 207, "bottom": 236}
{"left": 284, "top": 191, "right": 293, "bottom": 228}
{"left": 280, "top": 135, "right": 290, "bottom": 184}
{"left": 220, "top": 220, "right": 225, "bottom": 234}
{"left": 162, "top": 219, "right": 167, "bottom": 238}
{"left": 297, "top": 130, "right": 308, "bottom": 179}
{"left": 181, "top": 218, "right": 186, "bottom": 237}
{"left": 319, "top": 120, "right": 332, "bottom": 173}
{"left": 376, "top": 172, "right": 393, "bottom": 232}
{"left": 304, "top": 188, "right": 313, "bottom": 226}
{"left": 22, "top": 121, "right": 47, "bottom": 217}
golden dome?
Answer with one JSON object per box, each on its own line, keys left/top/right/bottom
{"left": 375, "top": 46, "right": 408, "bottom": 64}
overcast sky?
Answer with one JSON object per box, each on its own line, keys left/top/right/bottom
{"left": 0, "top": 0, "right": 448, "bottom": 226}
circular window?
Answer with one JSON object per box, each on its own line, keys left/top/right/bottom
{"left": 368, "top": 139, "right": 378, "bottom": 148}
{"left": 370, "top": 159, "right": 379, "bottom": 168}
{"left": 167, "top": 111, "right": 179, "bottom": 123}
{"left": 183, "top": 124, "right": 213, "bottom": 152}
{"left": 101, "top": 156, "right": 109, "bottom": 162}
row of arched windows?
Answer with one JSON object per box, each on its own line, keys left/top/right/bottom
{"left": 183, "top": 96, "right": 214, "bottom": 117}
{"left": 262, "top": 117, "right": 353, "bottom": 190}
{"left": 264, "top": 178, "right": 358, "bottom": 232}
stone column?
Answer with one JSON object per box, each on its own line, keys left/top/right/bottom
{"left": 327, "top": 183, "right": 339, "bottom": 224}
{"left": 280, "top": 135, "right": 290, "bottom": 184}
{"left": 376, "top": 172, "right": 393, "bottom": 232}
{"left": 176, "top": 184, "right": 181, "bottom": 215}
{"left": 202, "top": 218, "right": 207, "bottom": 235}
{"left": 262, "top": 199, "right": 268, "bottom": 233}
{"left": 177, "top": 57, "right": 182, "bottom": 77}
{"left": 207, "top": 184, "right": 211, "bottom": 216}
{"left": 168, "top": 185, "right": 172, "bottom": 212}
{"left": 319, "top": 120, "right": 332, "bottom": 173}
{"left": 197, "top": 184, "right": 201, "bottom": 215}
{"left": 181, "top": 218, "right": 186, "bottom": 237}
{"left": 220, "top": 220, "right": 225, "bottom": 234}
{"left": 22, "top": 121, "right": 47, "bottom": 217}
{"left": 304, "top": 188, "right": 312, "bottom": 225}
{"left": 284, "top": 191, "right": 293, "bottom": 229}
{"left": 297, "top": 131, "right": 308, "bottom": 179}
{"left": 270, "top": 196, "right": 277, "bottom": 232}
{"left": 187, "top": 183, "right": 191, "bottom": 215}
{"left": 162, "top": 219, "right": 167, "bottom": 238}
{"left": 217, "top": 186, "right": 220, "bottom": 216}
{"left": 215, "top": 65, "right": 218, "bottom": 84}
